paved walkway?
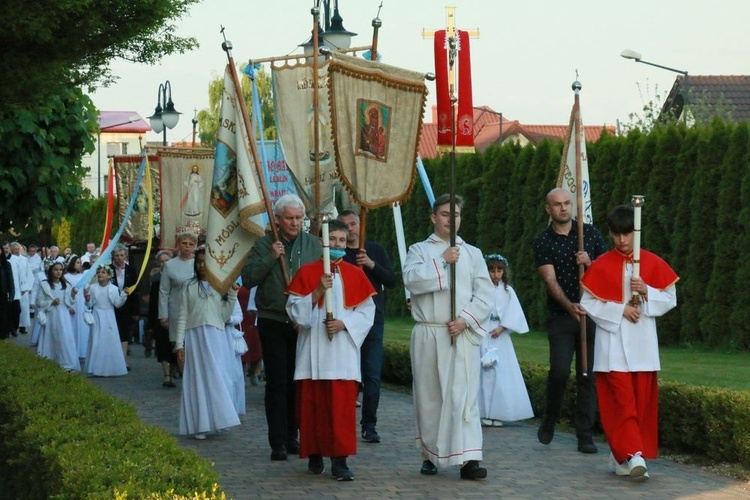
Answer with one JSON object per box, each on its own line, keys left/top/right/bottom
{"left": 11, "top": 333, "right": 750, "bottom": 499}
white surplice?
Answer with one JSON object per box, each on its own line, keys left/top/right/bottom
{"left": 403, "top": 234, "right": 493, "bottom": 468}
{"left": 287, "top": 273, "right": 375, "bottom": 382}
{"left": 581, "top": 263, "right": 677, "bottom": 372}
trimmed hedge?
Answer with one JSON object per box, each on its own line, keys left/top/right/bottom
{"left": 383, "top": 339, "right": 750, "bottom": 467}
{"left": 0, "top": 342, "right": 224, "bottom": 499}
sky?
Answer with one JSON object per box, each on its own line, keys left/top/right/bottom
{"left": 91, "top": 0, "right": 750, "bottom": 144}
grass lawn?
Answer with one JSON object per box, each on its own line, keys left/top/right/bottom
{"left": 385, "top": 316, "right": 750, "bottom": 392}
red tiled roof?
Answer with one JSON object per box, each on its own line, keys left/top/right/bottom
{"left": 418, "top": 105, "right": 614, "bottom": 159}
{"left": 98, "top": 111, "right": 151, "bottom": 133}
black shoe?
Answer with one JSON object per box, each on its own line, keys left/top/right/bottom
{"left": 270, "top": 445, "right": 288, "bottom": 461}
{"left": 460, "top": 460, "right": 487, "bottom": 480}
{"left": 308, "top": 454, "right": 325, "bottom": 474}
{"left": 331, "top": 457, "right": 353, "bottom": 481}
{"left": 537, "top": 420, "right": 555, "bottom": 445}
{"left": 420, "top": 460, "right": 437, "bottom": 476}
{"left": 287, "top": 439, "right": 300, "bottom": 454}
{"left": 19, "top": 327, "right": 27, "bottom": 334}
{"left": 577, "top": 438, "right": 598, "bottom": 454}
{"left": 361, "top": 429, "right": 381, "bottom": 443}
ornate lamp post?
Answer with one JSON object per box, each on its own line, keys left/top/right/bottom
{"left": 147, "top": 80, "right": 181, "bottom": 146}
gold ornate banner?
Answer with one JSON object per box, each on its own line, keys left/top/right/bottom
{"left": 272, "top": 60, "right": 338, "bottom": 213}
{"left": 328, "top": 53, "right": 427, "bottom": 209}
{"left": 158, "top": 148, "right": 215, "bottom": 248}
{"left": 114, "top": 155, "right": 160, "bottom": 241}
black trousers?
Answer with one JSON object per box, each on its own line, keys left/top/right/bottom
{"left": 258, "top": 317, "right": 298, "bottom": 449}
{"left": 543, "top": 313, "right": 597, "bottom": 440}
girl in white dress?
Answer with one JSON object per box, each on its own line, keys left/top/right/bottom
{"left": 64, "top": 254, "right": 89, "bottom": 360}
{"left": 175, "top": 249, "right": 241, "bottom": 440}
{"left": 479, "top": 254, "right": 534, "bottom": 426}
{"left": 36, "top": 261, "right": 80, "bottom": 372}
{"left": 84, "top": 266, "right": 129, "bottom": 377}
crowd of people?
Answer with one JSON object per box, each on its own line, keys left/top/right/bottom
{"left": 2, "top": 188, "right": 678, "bottom": 484}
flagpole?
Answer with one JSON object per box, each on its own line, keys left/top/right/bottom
{"left": 221, "top": 32, "right": 290, "bottom": 285}
{"left": 573, "top": 79, "right": 588, "bottom": 377}
{"left": 448, "top": 34, "right": 458, "bottom": 346}
{"left": 357, "top": 10, "right": 384, "bottom": 258}
{"left": 311, "top": 6, "right": 322, "bottom": 232}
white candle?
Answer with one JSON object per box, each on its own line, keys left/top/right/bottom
{"left": 320, "top": 218, "right": 335, "bottom": 321}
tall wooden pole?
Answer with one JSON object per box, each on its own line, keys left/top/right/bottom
{"left": 221, "top": 32, "right": 290, "bottom": 284}
{"left": 573, "top": 80, "right": 587, "bottom": 377}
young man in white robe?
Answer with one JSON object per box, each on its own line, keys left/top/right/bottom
{"left": 286, "top": 219, "right": 376, "bottom": 481}
{"left": 403, "top": 194, "right": 494, "bottom": 480}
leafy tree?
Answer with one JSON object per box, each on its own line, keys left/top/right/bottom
{"left": 197, "top": 65, "right": 275, "bottom": 147}
{"left": 0, "top": 87, "right": 98, "bottom": 234}
{"left": 0, "top": 0, "right": 199, "bottom": 108}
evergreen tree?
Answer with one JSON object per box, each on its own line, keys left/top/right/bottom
{"left": 729, "top": 139, "right": 750, "bottom": 350}
{"left": 700, "top": 122, "right": 746, "bottom": 347}
{"left": 681, "top": 119, "right": 728, "bottom": 344}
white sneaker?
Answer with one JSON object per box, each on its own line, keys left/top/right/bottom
{"left": 491, "top": 420, "right": 504, "bottom": 427}
{"left": 481, "top": 418, "right": 493, "bottom": 427}
{"left": 608, "top": 453, "right": 618, "bottom": 473}
{"left": 627, "top": 453, "right": 648, "bottom": 481}
{"left": 194, "top": 433, "right": 207, "bottom": 440}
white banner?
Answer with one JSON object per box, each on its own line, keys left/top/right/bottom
{"left": 272, "top": 61, "right": 338, "bottom": 213}
{"left": 557, "top": 104, "right": 593, "bottom": 224}
{"left": 205, "top": 65, "right": 266, "bottom": 295}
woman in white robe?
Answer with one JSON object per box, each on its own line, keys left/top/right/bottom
{"left": 36, "top": 262, "right": 80, "bottom": 372}
{"left": 84, "top": 266, "right": 129, "bottom": 377}
{"left": 479, "top": 255, "right": 534, "bottom": 425}
{"left": 175, "top": 249, "right": 240, "bottom": 439}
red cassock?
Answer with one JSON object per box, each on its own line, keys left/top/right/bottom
{"left": 287, "top": 258, "right": 376, "bottom": 458}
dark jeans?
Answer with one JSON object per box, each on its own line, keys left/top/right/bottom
{"left": 258, "top": 317, "right": 298, "bottom": 449}
{"left": 544, "top": 313, "right": 597, "bottom": 440}
{"left": 360, "top": 322, "right": 384, "bottom": 433}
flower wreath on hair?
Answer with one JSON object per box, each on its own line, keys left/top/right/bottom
{"left": 484, "top": 253, "right": 507, "bottom": 263}
{"left": 96, "top": 263, "right": 113, "bottom": 275}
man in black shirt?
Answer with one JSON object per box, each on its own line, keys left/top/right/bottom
{"left": 533, "top": 188, "right": 608, "bottom": 454}
{"left": 338, "top": 210, "right": 397, "bottom": 444}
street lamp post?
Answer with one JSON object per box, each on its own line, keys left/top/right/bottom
{"left": 147, "top": 80, "right": 181, "bottom": 146}
{"left": 620, "top": 49, "right": 689, "bottom": 121}
{"left": 96, "top": 115, "right": 141, "bottom": 197}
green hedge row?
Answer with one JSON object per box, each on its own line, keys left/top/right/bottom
{"left": 0, "top": 342, "right": 223, "bottom": 499}
{"left": 383, "top": 339, "right": 750, "bottom": 467}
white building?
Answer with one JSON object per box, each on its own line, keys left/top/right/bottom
{"left": 81, "top": 111, "right": 151, "bottom": 197}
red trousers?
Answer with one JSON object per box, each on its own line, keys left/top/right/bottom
{"left": 296, "top": 379, "right": 359, "bottom": 458}
{"left": 596, "top": 371, "right": 659, "bottom": 462}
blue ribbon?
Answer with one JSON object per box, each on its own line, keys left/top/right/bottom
{"left": 417, "top": 155, "right": 435, "bottom": 206}
{"left": 75, "top": 153, "right": 147, "bottom": 290}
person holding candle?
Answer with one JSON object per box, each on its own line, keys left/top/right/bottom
{"left": 285, "top": 218, "right": 376, "bottom": 481}
{"left": 581, "top": 204, "right": 679, "bottom": 481}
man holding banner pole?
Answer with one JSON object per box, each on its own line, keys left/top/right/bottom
{"left": 534, "top": 188, "right": 607, "bottom": 454}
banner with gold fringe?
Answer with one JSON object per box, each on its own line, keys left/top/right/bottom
{"left": 327, "top": 52, "right": 427, "bottom": 209}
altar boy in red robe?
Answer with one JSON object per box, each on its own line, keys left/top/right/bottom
{"left": 581, "top": 204, "right": 678, "bottom": 481}
{"left": 286, "top": 219, "right": 376, "bottom": 481}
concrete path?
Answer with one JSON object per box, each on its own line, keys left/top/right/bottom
{"left": 11, "top": 333, "right": 750, "bottom": 499}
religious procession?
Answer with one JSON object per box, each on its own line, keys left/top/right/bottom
{"left": 4, "top": 1, "right": 750, "bottom": 498}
